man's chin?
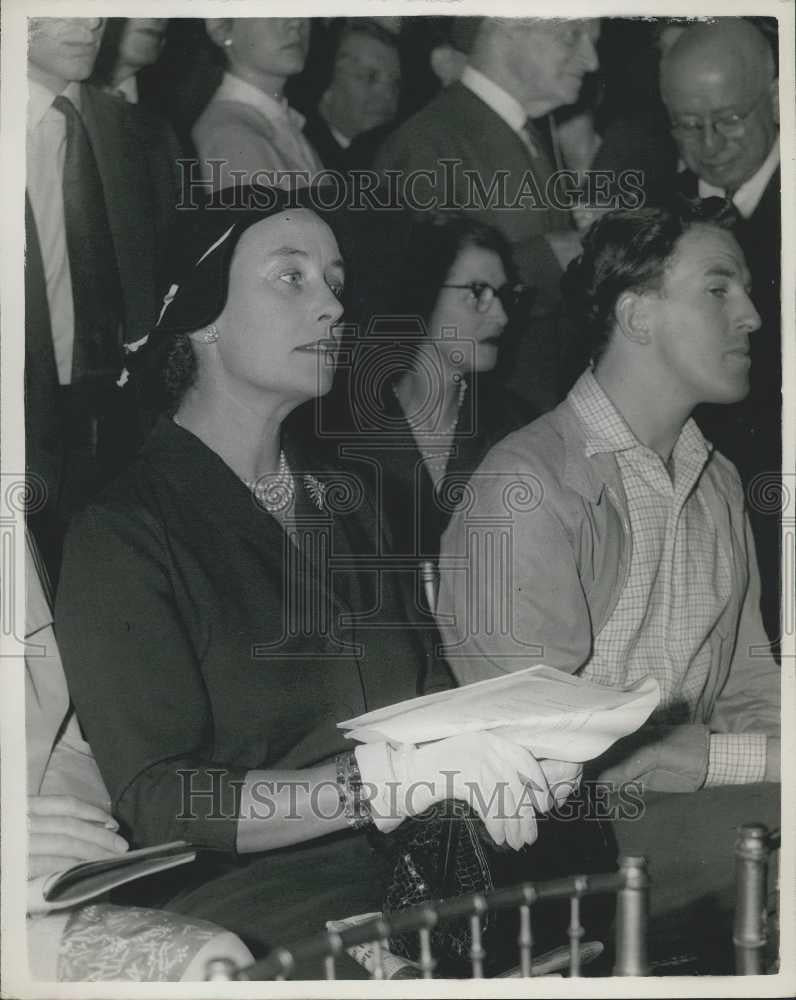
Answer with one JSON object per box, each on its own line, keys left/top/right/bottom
{"left": 697, "top": 161, "right": 745, "bottom": 191}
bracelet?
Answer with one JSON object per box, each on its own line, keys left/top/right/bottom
{"left": 335, "top": 750, "right": 374, "bottom": 830}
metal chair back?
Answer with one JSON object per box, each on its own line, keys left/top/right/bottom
{"left": 206, "top": 854, "right": 650, "bottom": 980}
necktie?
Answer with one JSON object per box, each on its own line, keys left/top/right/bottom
{"left": 52, "top": 95, "right": 123, "bottom": 383}
{"left": 521, "top": 117, "right": 542, "bottom": 158}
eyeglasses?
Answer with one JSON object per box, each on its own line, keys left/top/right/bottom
{"left": 336, "top": 63, "right": 401, "bottom": 92}
{"left": 441, "top": 282, "right": 529, "bottom": 314}
{"left": 669, "top": 92, "right": 770, "bottom": 141}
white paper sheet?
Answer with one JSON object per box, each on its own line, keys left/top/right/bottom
{"left": 339, "top": 665, "right": 660, "bottom": 763}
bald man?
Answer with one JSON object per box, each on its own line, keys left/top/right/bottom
{"left": 660, "top": 18, "right": 781, "bottom": 646}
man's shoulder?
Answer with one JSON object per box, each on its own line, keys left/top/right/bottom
{"left": 475, "top": 403, "right": 572, "bottom": 488}
{"left": 375, "top": 83, "right": 495, "bottom": 162}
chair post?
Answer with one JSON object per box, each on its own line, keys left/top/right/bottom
{"left": 517, "top": 886, "right": 535, "bottom": 977}
{"left": 204, "top": 958, "right": 238, "bottom": 981}
{"left": 733, "top": 823, "right": 769, "bottom": 975}
{"left": 613, "top": 855, "right": 649, "bottom": 976}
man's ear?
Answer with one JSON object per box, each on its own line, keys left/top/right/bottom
{"left": 206, "top": 19, "right": 234, "bottom": 49}
{"left": 614, "top": 290, "right": 652, "bottom": 345}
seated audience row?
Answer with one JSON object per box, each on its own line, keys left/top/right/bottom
{"left": 54, "top": 189, "right": 584, "bottom": 975}
{"left": 21, "top": 14, "right": 782, "bottom": 982}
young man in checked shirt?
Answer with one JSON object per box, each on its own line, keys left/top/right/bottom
{"left": 437, "top": 200, "right": 781, "bottom": 792}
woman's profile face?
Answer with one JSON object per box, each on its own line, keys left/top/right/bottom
{"left": 228, "top": 18, "right": 310, "bottom": 81}
{"left": 427, "top": 245, "right": 509, "bottom": 376}
{"left": 212, "top": 209, "right": 345, "bottom": 404}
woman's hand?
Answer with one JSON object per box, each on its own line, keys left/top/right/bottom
{"left": 28, "top": 795, "right": 129, "bottom": 879}
{"left": 356, "top": 732, "right": 555, "bottom": 851}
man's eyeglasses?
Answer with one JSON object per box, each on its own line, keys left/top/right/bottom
{"left": 669, "top": 91, "right": 770, "bottom": 141}
{"left": 441, "top": 281, "right": 530, "bottom": 314}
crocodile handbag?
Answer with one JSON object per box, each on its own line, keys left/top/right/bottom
{"left": 380, "top": 787, "right": 617, "bottom": 977}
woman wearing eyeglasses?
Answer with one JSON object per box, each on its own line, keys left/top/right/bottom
{"left": 336, "top": 215, "right": 537, "bottom": 608}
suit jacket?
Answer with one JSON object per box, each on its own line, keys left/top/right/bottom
{"left": 25, "top": 84, "right": 180, "bottom": 581}
{"left": 374, "top": 82, "right": 569, "bottom": 298}
{"left": 303, "top": 112, "right": 396, "bottom": 173}
{"left": 374, "top": 83, "right": 578, "bottom": 412}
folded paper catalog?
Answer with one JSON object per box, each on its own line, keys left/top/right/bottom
{"left": 339, "top": 665, "right": 660, "bottom": 763}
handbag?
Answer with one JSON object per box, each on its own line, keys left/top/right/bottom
{"left": 379, "top": 786, "right": 618, "bottom": 977}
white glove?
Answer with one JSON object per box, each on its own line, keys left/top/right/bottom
{"left": 491, "top": 727, "right": 584, "bottom": 806}
{"left": 539, "top": 758, "right": 583, "bottom": 806}
{"left": 355, "top": 732, "right": 553, "bottom": 851}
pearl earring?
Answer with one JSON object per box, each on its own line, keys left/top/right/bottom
{"left": 200, "top": 323, "right": 219, "bottom": 344}
{"left": 223, "top": 37, "right": 232, "bottom": 48}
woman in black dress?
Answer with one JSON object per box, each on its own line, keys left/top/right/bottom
{"left": 55, "top": 188, "right": 571, "bottom": 975}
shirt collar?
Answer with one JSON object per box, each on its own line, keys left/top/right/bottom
{"left": 460, "top": 65, "right": 527, "bottom": 134}
{"left": 698, "top": 137, "right": 780, "bottom": 219}
{"left": 570, "top": 370, "right": 639, "bottom": 456}
{"left": 216, "top": 72, "right": 305, "bottom": 129}
{"left": 570, "top": 369, "right": 709, "bottom": 466}
{"left": 27, "top": 78, "right": 82, "bottom": 130}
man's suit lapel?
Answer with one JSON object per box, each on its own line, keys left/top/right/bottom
{"left": 24, "top": 195, "right": 60, "bottom": 460}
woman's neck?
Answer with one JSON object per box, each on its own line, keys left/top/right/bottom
{"left": 396, "top": 357, "right": 467, "bottom": 434}
{"left": 228, "top": 62, "right": 286, "bottom": 101}
{"left": 174, "top": 383, "right": 293, "bottom": 484}
{"left": 593, "top": 359, "right": 690, "bottom": 464}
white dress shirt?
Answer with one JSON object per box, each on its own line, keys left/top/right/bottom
{"left": 26, "top": 79, "right": 81, "bottom": 385}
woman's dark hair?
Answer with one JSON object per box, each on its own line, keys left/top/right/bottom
{"left": 128, "top": 184, "right": 355, "bottom": 417}
{"left": 393, "top": 214, "right": 516, "bottom": 329}
{"left": 562, "top": 199, "right": 738, "bottom": 365}
{"left": 90, "top": 18, "right": 128, "bottom": 88}
{"left": 132, "top": 332, "right": 198, "bottom": 418}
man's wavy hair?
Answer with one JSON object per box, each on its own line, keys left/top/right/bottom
{"left": 562, "top": 198, "right": 739, "bottom": 366}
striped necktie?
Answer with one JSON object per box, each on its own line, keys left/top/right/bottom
{"left": 52, "top": 95, "right": 123, "bottom": 383}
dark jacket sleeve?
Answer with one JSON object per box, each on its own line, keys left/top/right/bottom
{"left": 55, "top": 504, "right": 245, "bottom": 853}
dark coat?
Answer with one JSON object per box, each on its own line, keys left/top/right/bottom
{"left": 373, "top": 376, "right": 537, "bottom": 561}
{"left": 25, "top": 85, "right": 181, "bottom": 580}
{"left": 55, "top": 418, "right": 448, "bottom": 852}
